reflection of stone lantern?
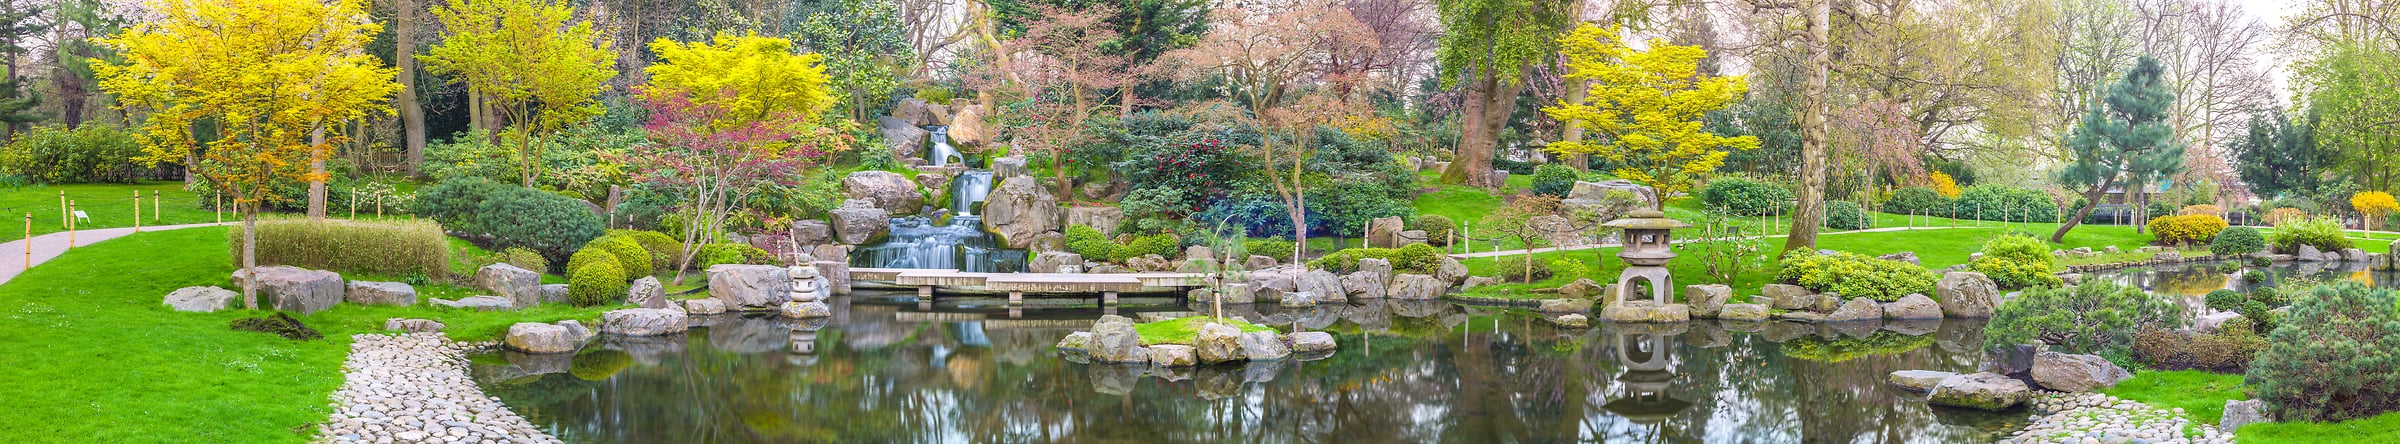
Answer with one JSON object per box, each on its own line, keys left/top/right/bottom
{"left": 1604, "top": 328, "right": 1690, "bottom": 423}
{"left": 1603, "top": 209, "right": 1691, "bottom": 306}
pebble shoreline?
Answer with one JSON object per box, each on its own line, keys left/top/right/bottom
{"left": 314, "top": 333, "right": 559, "bottom": 444}
{"left": 1999, "top": 392, "right": 2234, "bottom": 444}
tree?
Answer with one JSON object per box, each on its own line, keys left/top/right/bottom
{"left": 394, "top": 0, "right": 427, "bottom": 176}
{"left": 2231, "top": 110, "right": 2325, "bottom": 200}
{"left": 1739, "top": 0, "right": 1833, "bottom": 254}
{"left": 1541, "top": 24, "right": 1759, "bottom": 210}
{"left": 96, "top": 0, "right": 401, "bottom": 310}
{"left": 2051, "top": 56, "right": 2184, "bottom": 244}
{"left": 421, "top": 0, "right": 618, "bottom": 189}
{"left": 640, "top": 33, "right": 841, "bottom": 284}
{"left": 993, "top": 0, "right": 1209, "bottom": 113}
{"left": 1002, "top": 6, "right": 1132, "bottom": 200}
{"left": 2354, "top": 191, "right": 2398, "bottom": 232}
{"left": 46, "top": 0, "right": 126, "bottom": 130}
{"left": 796, "top": 0, "right": 915, "bottom": 123}
{"left": 0, "top": 0, "right": 46, "bottom": 143}
{"left": 1432, "top": 0, "right": 1576, "bottom": 187}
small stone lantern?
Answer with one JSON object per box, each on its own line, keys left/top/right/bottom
{"left": 1602, "top": 209, "right": 1690, "bottom": 306}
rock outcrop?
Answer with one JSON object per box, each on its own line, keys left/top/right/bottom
{"left": 474, "top": 263, "right": 542, "bottom": 309}
{"left": 984, "top": 175, "right": 1061, "bottom": 249}
{"left": 599, "top": 309, "right": 689, "bottom": 336}
{"left": 829, "top": 199, "right": 891, "bottom": 245}
{"left": 231, "top": 266, "right": 344, "bottom": 314}
{"left": 164, "top": 286, "right": 238, "bottom": 312}
{"left": 844, "top": 170, "right": 924, "bottom": 215}
{"left": 707, "top": 265, "right": 791, "bottom": 311}
{"left": 1936, "top": 272, "right": 2001, "bottom": 317}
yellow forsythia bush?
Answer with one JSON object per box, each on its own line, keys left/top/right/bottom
{"left": 2178, "top": 204, "right": 2223, "bottom": 216}
{"left": 2148, "top": 214, "right": 2229, "bottom": 246}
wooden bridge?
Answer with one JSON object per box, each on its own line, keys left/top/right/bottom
{"left": 851, "top": 268, "right": 1215, "bottom": 305}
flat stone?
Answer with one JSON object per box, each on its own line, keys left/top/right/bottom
{"left": 429, "top": 296, "right": 513, "bottom": 311}
{"left": 599, "top": 308, "right": 688, "bottom": 336}
{"left": 1148, "top": 344, "right": 1198, "bottom": 367}
{"left": 778, "top": 301, "right": 832, "bottom": 318}
{"left": 1883, "top": 293, "right": 1943, "bottom": 320}
{"left": 683, "top": 298, "right": 727, "bottom": 315}
{"left": 1600, "top": 300, "right": 1691, "bottom": 323}
{"left": 1717, "top": 303, "right": 1770, "bottom": 321}
{"left": 383, "top": 318, "right": 445, "bottom": 333}
{"left": 504, "top": 323, "right": 578, "bottom": 354}
{"left": 1888, "top": 370, "right": 1957, "bottom": 392}
{"left": 1289, "top": 331, "right": 1336, "bottom": 353}
{"left": 1238, "top": 331, "right": 1291, "bottom": 361}
{"left": 1538, "top": 298, "right": 1592, "bottom": 313}
{"left": 2030, "top": 351, "right": 2131, "bottom": 392}
{"left": 164, "top": 286, "right": 238, "bottom": 312}
{"left": 343, "top": 281, "right": 417, "bottom": 306}
{"left": 1928, "top": 372, "right": 2031, "bottom": 411}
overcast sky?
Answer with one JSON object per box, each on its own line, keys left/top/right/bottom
{"left": 2231, "top": 0, "right": 2303, "bottom": 100}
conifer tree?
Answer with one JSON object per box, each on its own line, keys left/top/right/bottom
{"left": 2052, "top": 56, "right": 2184, "bottom": 243}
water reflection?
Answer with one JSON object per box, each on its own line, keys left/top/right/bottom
{"left": 473, "top": 294, "right": 2027, "bottom": 443}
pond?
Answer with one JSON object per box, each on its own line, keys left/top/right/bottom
{"left": 2083, "top": 259, "right": 2398, "bottom": 298}
{"left": 472, "top": 294, "right": 2026, "bottom": 443}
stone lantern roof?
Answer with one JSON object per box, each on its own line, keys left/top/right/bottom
{"left": 1603, "top": 209, "right": 1691, "bottom": 230}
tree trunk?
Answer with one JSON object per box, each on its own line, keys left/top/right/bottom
{"left": 1444, "top": 72, "right": 1503, "bottom": 186}
{"left": 1561, "top": 78, "right": 1589, "bottom": 172}
{"left": 308, "top": 127, "right": 327, "bottom": 219}
{"left": 396, "top": 0, "right": 426, "bottom": 177}
{"left": 241, "top": 202, "right": 259, "bottom": 310}
{"left": 468, "top": 87, "right": 484, "bottom": 138}
{"left": 1782, "top": 1, "right": 1833, "bottom": 255}
{"left": 2052, "top": 179, "right": 2115, "bottom": 244}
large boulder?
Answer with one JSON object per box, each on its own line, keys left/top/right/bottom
{"left": 991, "top": 155, "right": 1028, "bottom": 179}
{"left": 599, "top": 308, "right": 689, "bottom": 336}
{"left": 1927, "top": 372, "right": 2032, "bottom": 411}
{"left": 505, "top": 323, "right": 578, "bottom": 354}
{"left": 1294, "top": 270, "right": 1344, "bottom": 301}
{"left": 844, "top": 170, "right": 924, "bottom": 214}
{"left": 344, "top": 281, "right": 417, "bottom": 306}
{"left": 829, "top": 199, "right": 891, "bottom": 245}
{"left": 1565, "top": 180, "right": 1658, "bottom": 209}
{"left": 1826, "top": 297, "right": 1881, "bottom": 322}
{"left": 539, "top": 284, "right": 569, "bottom": 304}
{"left": 1357, "top": 258, "right": 1393, "bottom": 282}
{"left": 473, "top": 263, "right": 542, "bottom": 308}
{"left": 1239, "top": 331, "right": 1291, "bottom": 361}
{"left": 2297, "top": 244, "right": 2331, "bottom": 262}
{"left": 2029, "top": 351, "right": 2131, "bottom": 392}
{"left": 1600, "top": 300, "right": 1691, "bottom": 323}
{"left": 1935, "top": 272, "right": 2001, "bottom": 318}
{"left": 1194, "top": 323, "right": 1245, "bottom": 364}
{"left": 1762, "top": 284, "right": 1813, "bottom": 310}
{"left": 1685, "top": 285, "right": 1732, "bottom": 318}
{"left": 1246, "top": 255, "right": 1280, "bottom": 271}
{"left": 1290, "top": 331, "right": 1337, "bottom": 354}
{"left": 812, "top": 260, "right": 852, "bottom": 295}
{"left": 626, "top": 276, "right": 669, "bottom": 309}
{"left": 1210, "top": 284, "right": 1256, "bottom": 304}
{"left": 2220, "top": 399, "right": 2266, "bottom": 433}
{"left": 891, "top": 98, "right": 936, "bottom": 126}
{"left": 1342, "top": 271, "right": 1387, "bottom": 299}
{"left": 707, "top": 264, "right": 791, "bottom": 310}
{"left": 1065, "top": 206, "right": 1124, "bottom": 238}
{"left": 984, "top": 175, "right": 1061, "bottom": 249}
{"left": 1028, "top": 252, "right": 1085, "bottom": 273}
{"left": 1435, "top": 257, "right": 1469, "bottom": 285}
{"left": 789, "top": 220, "right": 833, "bottom": 247}
{"left": 877, "top": 116, "right": 929, "bottom": 161}
{"left": 948, "top": 104, "right": 990, "bottom": 147}
{"left": 1887, "top": 370, "right": 1956, "bottom": 392}
{"left": 230, "top": 266, "right": 343, "bottom": 314}
{"left": 1088, "top": 318, "right": 1146, "bottom": 364}
{"left": 1387, "top": 274, "right": 1446, "bottom": 300}
{"left": 164, "top": 286, "right": 238, "bottom": 312}
{"left": 1147, "top": 344, "right": 1198, "bottom": 367}
{"left": 1717, "top": 303, "right": 1770, "bottom": 321}
{"left": 1366, "top": 216, "right": 1406, "bottom": 248}
{"left": 1559, "top": 279, "right": 1605, "bottom": 300}
{"left": 1883, "top": 293, "right": 1944, "bottom": 320}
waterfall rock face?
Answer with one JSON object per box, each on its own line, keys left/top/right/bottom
{"left": 877, "top": 116, "right": 928, "bottom": 161}
{"left": 844, "top": 170, "right": 924, "bottom": 215}
{"left": 830, "top": 199, "right": 890, "bottom": 245}
{"left": 1065, "top": 206, "right": 1123, "bottom": 237}
{"left": 984, "top": 175, "right": 1061, "bottom": 249}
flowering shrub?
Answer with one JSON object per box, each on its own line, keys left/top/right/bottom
{"left": 2177, "top": 204, "right": 2223, "bottom": 216}
{"left": 1118, "top": 136, "right": 1257, "bottom": 221}
{"left": 1929, "top": 171, "right": 1962, "bottom": 198}
{"left": 2146, "top": 214, "right": 2227, "bottom": 246}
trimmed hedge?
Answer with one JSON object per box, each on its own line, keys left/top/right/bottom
{"left": 414, "top": 177, "right": 604, "bottom": 263}
{"left": 567, "top": 260, "right": 626, "bottom": 307}
{"left": 695, "top": 243, "right": 776, "bottom": 269}
{"left": 1412, "top": 214, "right": 1456, "bottom": 247}
{"left": 1775, "top": 251, "right": 1937, "bottom": 302}
{"left": 1700, "top": 177, "right": 1791, "bottom": 216}
{"left": 2146, "top": 214, "right": 2227, "bottom": 246}
{"left": 1529, "top": 164, "right": 1581, "bottom": 198}
{"left": 1307, "top": 244, "right": 1441, "bottom": 274}
{"left": 1064, "top": 224, "right": 1179, "bottom": 263}
{"left": 1883, "top": 186, "right": 1950, "bottom": 215}
{"left": 232, "top": 218, "right": 450, "bottom": 278}
{"left": 588, "top": 235, "right": 653, "bottom": 279}
{"left": 2210, "top": 226, "right": 2265, "bottom": 256}
{"left": 1824, "top": 201, "right": 1873, "bottom": 230}
{"left": 608, "top": 229, "right": 684, "bottom": 270}
{"left": 1952, "top": 185, "right": 2058, "bottom": 222}
{"left": 1241, "top": 238, "right": 1294, "bottom": 260}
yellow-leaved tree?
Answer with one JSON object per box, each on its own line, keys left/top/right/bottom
{"left": 96, "top": 0, "right": 400, "bottom": 310}
{"left": 2352, "top": 191, "right": 2397, "bottom": 232}
{"left": 644, "top": 34, "right": 836, "bottom": 127}
{"left": 1542, "top": 24, "right": 1759, "bottom": 210}
{"left": 421, "top": 0, "right": 616, "bottom": 188}
{"left": 638, "top": 33, "right": 842, "bottom": 284}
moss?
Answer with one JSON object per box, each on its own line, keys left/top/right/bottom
{"left": 229, "top": 312, "right": 323, "bottom": 341}
{"left": 1130, "top": 316, "right": 1277, "bottom": 346}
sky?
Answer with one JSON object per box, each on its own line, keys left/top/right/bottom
{"left": 2231, "top": 0, "right": 2305, "bottom": 98}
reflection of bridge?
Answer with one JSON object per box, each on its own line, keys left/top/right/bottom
{"left": 852, "top": 268, "right": 1213, "bottom": 305}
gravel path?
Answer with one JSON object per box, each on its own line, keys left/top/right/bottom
{"left": 315, "top": 333, "right": 559, "bottom": 444}
{"left": 1999, "top": 392, "right": 2235, "bottom": 444}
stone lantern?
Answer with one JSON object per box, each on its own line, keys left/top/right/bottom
{"left": 1602, "top": 209, "right": 1690, "bottom": 306}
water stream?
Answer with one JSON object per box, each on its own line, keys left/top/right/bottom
{"left": 848, "top": 126, "right": 1025, "bottom": 272}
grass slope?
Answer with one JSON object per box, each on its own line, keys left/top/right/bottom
{"left": 0, "top": 181, "right": 222, "bottom": 237}
{"left": 0, "top": 228, "right": 612, "bottom": 443}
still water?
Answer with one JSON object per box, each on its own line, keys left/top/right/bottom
{"left": 473, "top": 294, "right": 2027, "bottom": 443}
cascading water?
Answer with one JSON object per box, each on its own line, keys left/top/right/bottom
{"left": 849, "top": 127, "right": 1026, "bottom": 272}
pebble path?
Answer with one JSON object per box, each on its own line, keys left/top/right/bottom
{"left": 1998, "top": 392, "right": 2235, "bottom": 444}
{"left": 314, "top": 333, "right": 560, "bottom": 444}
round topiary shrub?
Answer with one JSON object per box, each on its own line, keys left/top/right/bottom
{"left": 1824, "top": 201, "right": 1873, "bottom": 230}
{"left": 2211, "top": 226, "right": 2265, "bottom": 257}
{"left": 2249, "top": 286, "right": 2284, "bottom": 307}
{"left": 1412, "top": 214, "right": 1457, "bottom": 247}
{"left": 591, "top": 236, "right": 653, "bottom": 279}
{"left": 1700, "top": 177, "right": 1792, "bottom": 216}
{"left": 1969, "top": 232, "right": 2063, "bottom": 290}
{"left": 567, "top": 260, "right": 627, "bottom": 307}
{"left": 2204, "top": 289, "right": 2247, "bottom": 311}
{"left": 496, "top": 247, "right": 549, "bottom": 274}
{"left": 2245, "top": 282, "right": 2400, "bottom": 422}
{"left": 1493, "top": 255, "right": 1553, "bottom": 282}
{"left": 1529, "top": 164, "right": 1582, "bottom": 198}
{"left": 610, "top": 229, "right": 684, "bottom": 269}
{"left": 565, "top": 247, "right": 615, "bottom": 277}
{"left": 1394, "top": 243, "right": 1442, "bottom": 272}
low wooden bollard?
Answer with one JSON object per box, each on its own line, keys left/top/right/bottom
{"left": 21, "top": 212, "right": 29, "bottom": 270}
{"left": 917, "top": 285, "right": 934, "bottom": 298}
{"left": 1008, "top": 291, "right": 1024, "bottom": 306}
{"left": 1102, "top": 291, "right": 1119, "bottom": 306}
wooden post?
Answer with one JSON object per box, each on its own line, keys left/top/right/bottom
{"left": 215, "top": 194, "right": 223, "bottom": 224}
{"left": 58, "top": 191, "right": 65, "bottom": 228}
{"left": 22, "top": 213, "right": 29, "bottom": 270}
{"left": 349, "top": 187, "right": 357, "bottom": 219}
{"left": 151, "top": 190, "right": 160, "bottom": 222}
{"left": 67, "top": 200, "right": 76, "bottom": 247}
{"left": 133, "top": 191, "right": 140, "bottom": 232}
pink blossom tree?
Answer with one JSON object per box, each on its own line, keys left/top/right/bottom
{"left": 634, "top": 91, "right": 841, "bottom": 284}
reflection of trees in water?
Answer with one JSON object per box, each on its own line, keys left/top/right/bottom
{"left": 476, "top": 301, "right": 2019, "bottom": 443}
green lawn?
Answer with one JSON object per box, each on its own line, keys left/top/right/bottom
{"left": 1131, "top": 315, "right": 1276, "bottom": 345}
{"left": 2102, "top": 370, "right": 2249, "bottom": 423}
{"left": 0, "top": 181, "right": 222, "bottom": 237}
{"left": 0, "top": 227, "right": 616, "bottom": 443}
{"left": 2239, "top": 412, "right": 2400, "bottom": 443}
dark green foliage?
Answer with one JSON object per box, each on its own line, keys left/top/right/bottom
{"left": 229, "top": 313, "right": 321, "bottom": 341}
{"left": 1775, "top": 251, "right": 1937, "bottom": 301}
{"left": 567, "top": 260, "right": 626, "bottom": 307}
{"left": 1306, "top": 176, "right": 1416, "bottom": 237}
{"left": 1412, "top": 214, "right": 1457, "bottom": 247}
{"left": 1699, "top": 177, "right": 1791, "bottom": 216}
{"left": 1823, "top": 201, "right": 1872, "bottom": 230}
{"left": 2132, "top": 327, "right": 2264, "bottom": 372}
{"left": 1492, "top": 255, "right": 1552, "bottom": 282}
{"left": 1985, "top": 281, "right": 2186, "bottom": 360}
{"left": 2205, "top": 289, "right": 2247, "bottom": 311}
{"left": 2250, "top": 256, "right": 2273, "bottom": 268}
{"left": 1063, "top": 224, "right": 1179, "bottom": 262}
{"left": 2211, "top": 226, "right": 2265, "bottom": 256}
{"left": 414, "top": 178, "right": 605, "bottom": 263}
{"left": 2268, "top": 216, "right": 2347, "bottom": 254}
{"left": 2231, "top": 110, "right": 2326, "bottom": 201}
{"left": 2242, "top": 300, "right": 2278, "bottom": 335}
{"left": 2054, "top": 57, "right": 2185, "bottom": 241}
{"left": 1971, "top": 233, "right": 2062, "bottom": 290}
{"left": 0, "top": 125, "right": 149, "bottom": 183}
{"left": 1529, "top": 164, "right": 1581, "bottom": 197}
{"left": 1953, "top": 185, "right": 2060, "bottom": 222}
{"left": 1195, "top": 197, "right": 1293, "bottom": 239}
{"left": 1240, "top": 238, "right": 1293, "bottom": 260}
{"left": 1883, "top": 186, "right": 1950, "bottom": 215}
{"left": 2246, "top": 282, "right": 2400, "bottom": 422}
{"left": 2249, "top": 286, "right": 2284, "bottom": 307}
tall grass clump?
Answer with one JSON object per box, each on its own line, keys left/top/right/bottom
{"left": 232, "top": 218, "right": 451, "bottom": 278}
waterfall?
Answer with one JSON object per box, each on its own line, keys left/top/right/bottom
{"left": 927, "top": 126, "right": 962, "bottom": 167}
{"left": 848, "top": 141, "right": 1024, "bottom": 272}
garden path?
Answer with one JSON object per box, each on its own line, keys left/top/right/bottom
{"left": 1447, "top": 225, "right": 1977, "bottom": 259}
{"left": 0, "top": 222, "right": 231, "bottom": 285}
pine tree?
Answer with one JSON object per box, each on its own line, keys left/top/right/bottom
{"left": 2052, "top": 56, "right": 2184, "bottom": 244}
